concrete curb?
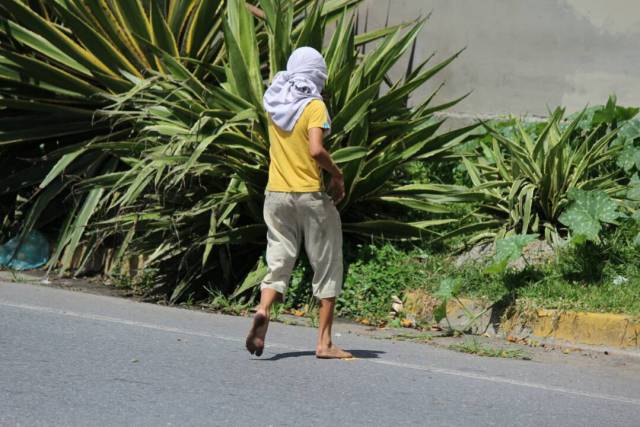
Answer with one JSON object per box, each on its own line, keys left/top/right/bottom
{"left": 405, "top": 291, "right": 640, "bottom": 350}
{"left": 503, "top": 309, "right": 640, "bottom": 349}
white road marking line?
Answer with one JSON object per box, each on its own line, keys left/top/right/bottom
{"left": 0, "top": 300, "right": 242, "bottom": 342}
{"left": 368, "top": 359, "right": 640, "bottom": 406}
{"left": 3, "top": 299, "right": 640, "bottom": 407}
{"left": 0, "top": 300, "right": 303, "bottom": 350}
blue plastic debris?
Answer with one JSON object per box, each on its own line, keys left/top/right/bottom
{"left": 0, "top": 230, "right": 50, "bottom": 271}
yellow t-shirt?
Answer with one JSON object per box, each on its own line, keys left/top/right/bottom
{"left": 266, "top": 99, "right": 331, "bottom": 192}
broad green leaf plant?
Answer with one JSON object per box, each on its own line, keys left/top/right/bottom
{"left": 558, "top": 189, "right": 622, "bottom": 244}
{"left": 486, "top": 234, "right": 539, "bottom": 274}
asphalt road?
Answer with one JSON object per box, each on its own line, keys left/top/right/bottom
{"left": 2, "top": 281, "right": 640, "bottom": 427}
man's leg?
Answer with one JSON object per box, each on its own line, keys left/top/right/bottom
{"left": 299, "top": 192, "right": 351, "bottom": 359}
{"left": 246, "top": 192, "right": 300, "bottom": 356}
{"left": 316, "top": 297, "right": 352, "bottom": 359}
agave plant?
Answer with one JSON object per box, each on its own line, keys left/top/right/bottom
{"left": 0, "top": 0, "right": 239, "bottom": 157}
{"left": 0, "top": 0, "right": 358, "bottom": 226}
{"left": 0, "top": 0, "right": 359, "bottom": 253}
{"left": 0, "top": 0, "right": 231, "bottom": 241}
{"left": 1, "top": 0, "right": 474, "bottom": 301}
{"left": 458, "top": 107, "right": 628, "bottom": 244}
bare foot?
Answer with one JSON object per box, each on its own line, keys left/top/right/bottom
{"left": 246, "top": 311, "right": 269, "bottom": 357}
{"left": 316, "top": 344, "right": 353, "bottom": 359}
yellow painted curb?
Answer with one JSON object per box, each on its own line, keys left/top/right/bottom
{"left": 403, "top": 289, "right": 640, "bottom": 349}
{"left": 528, "top": 309, "right": 640, "bottom": 349}
{"left": 447, "top": 299, "right": 640, "bottom": 349}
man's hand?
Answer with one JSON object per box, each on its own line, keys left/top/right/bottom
{"left": 328, "top": 172, "right": 345, "bottom": 205}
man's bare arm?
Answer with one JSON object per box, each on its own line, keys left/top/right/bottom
{"left": 309, "top": 127, "right": 345, "bottom": 204}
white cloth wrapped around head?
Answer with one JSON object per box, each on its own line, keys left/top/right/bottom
{"left": 263, "top": 47, "right": 331, "bottom": 134}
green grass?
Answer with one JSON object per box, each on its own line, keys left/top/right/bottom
{"left": 337, "top": 244, "right": 431, "bottom": 323}
{"left": 372, "top": 332, "right": 433, "bottom": 344}
{"left": 452, "top": 222, "right": 640, "bottom": 315}
{"left": 206, "top": 292, "right": 253, "bottom": 316}
{"left": 282, "top": 226, "right": 640, "bottom": 326}
{"left": 439, "top": 261, "right": 640, "bottom": 316}
{"left": 516, "top": 277, "right": 640, "bottom": 314}
{"left": 448, "top": 339, "right": 530, "bottom": 360}
{"left": 7, "top": 270, "right": 27, "bottom": 283}
{"left": 282, "top": 243, "right": 431, "bottom": 323}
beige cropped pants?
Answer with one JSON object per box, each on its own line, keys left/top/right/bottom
{"left": 260, "top": 191, "right": 343, "bottom": 299}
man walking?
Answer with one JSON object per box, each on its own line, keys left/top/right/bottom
{"left": 245, "top": 47, "right": 352, "bottom": 359}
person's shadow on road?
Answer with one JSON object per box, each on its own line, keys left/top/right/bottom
{"left": 258, "top": 349, "right": 385, "bottom": 361}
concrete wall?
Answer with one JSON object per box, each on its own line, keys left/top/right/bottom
{"left": 361, "top": 0, "right": 640, "bottom": 118}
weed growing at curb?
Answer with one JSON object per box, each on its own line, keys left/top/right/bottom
{"left": 206, "top": 292, "right": 252, "bottom": 316}
{"left": 391, "top": 332, "right": 433, "bottom": 343}
{"left": 109, "top": 269, "right": 158, "bottom": 296}
{"left": 449, "top": 339, "right": 530, "bottom": 360}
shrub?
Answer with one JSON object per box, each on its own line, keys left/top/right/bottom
{"left": 454, "top": 100, "right": 635, "bottom": 245}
